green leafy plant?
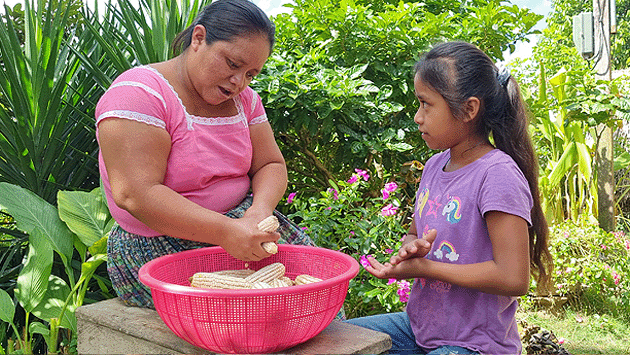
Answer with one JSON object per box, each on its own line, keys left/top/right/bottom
{"left": 0, "top": 183, "right": 112, "bottom": 354}
{"left": 542, "top": 220, "right": 630, "bottom": 319}
{"left": 285, "top": 169, "right": 413, "bottom": 318}
{"left": 254, "top": 0, "right": 543, "bottom": 197}
{"left": 0, "top": 0, "right": 100, "bottom": 204}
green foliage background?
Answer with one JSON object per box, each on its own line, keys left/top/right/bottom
{"left": 0, "top": 0, "right": 629, "bottom": 353}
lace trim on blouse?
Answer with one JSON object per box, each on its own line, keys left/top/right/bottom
{"left": 97, "top": 110, "right": 166, "bottom": 129}
{"left": 140, "top": 66, "right": 252, "bottom": 131}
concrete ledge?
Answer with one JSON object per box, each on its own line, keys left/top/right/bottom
{"left": 76, "top": 298, "right": 391, "bottom": 354}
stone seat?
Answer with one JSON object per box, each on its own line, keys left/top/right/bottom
{"left": 76, "top": 297, "right": 392, "bottom": 354}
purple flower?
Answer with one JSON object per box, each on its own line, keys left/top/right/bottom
{"left": 347, "top": 175, "right": 359, "bottom": 184}
{"left": 381, "top": 203, "right": 398, "bottom": 216}
{"left": 384, "top": 182, "right": 398, "bottom": 192}
{"left": 387, "top": 279, "right": 396, "bottom": 285}
{"left": 287, "top": 192, "right": 297, "bottom": 204}
{"left": 360, "top": 255, "right": 372, "bottom": 268}
{"left": 355, "top": 169, "right": 370, "bottom": 181}
{"left": 385, "top": 248, "right": 394, "bottom": 254}
{"left": 381, "top": 189, "right": 390, "bottom": 200}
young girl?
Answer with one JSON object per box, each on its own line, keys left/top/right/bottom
{"left": 346, "top": 41, "right": 553, "bottom": 354}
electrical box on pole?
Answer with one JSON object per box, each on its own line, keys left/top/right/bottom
{"left": 573, "top": 12, "right": 594, "bottom": 59}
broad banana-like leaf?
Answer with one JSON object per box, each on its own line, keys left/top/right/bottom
{"left": 58, "top": 188, "right": 113, "bottom": 248}
{"left": 15, "top": 237, "right": 53, "bottom": 313}
{"left": 0, "top": 183, "right": 73, "bottom": 266}
{"left": 0, "top": 288, "right": 15, "bottom": 324}
{"left": 575, "top": 142, "right": 592, "bottom": 179}
{"left": 32, "top": 275, "right": 77, "bottom": 332}
{"left": 548, "top": 142, "right": 577, "bottom": 187}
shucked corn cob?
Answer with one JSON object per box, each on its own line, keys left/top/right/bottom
{"left": 258, "top": 216, "right": 280, "bottom": 254}
{"left": 244, "top": 262, "right": 285, "bottom": 284}
{"left": 190, "top": 272, "right": 253, "bottom": 289}
{"left": 294, "top": 274, "right": 323, "bottom": 285}
{"left": 189, "top": 262, "right": 321, "bottom": 290}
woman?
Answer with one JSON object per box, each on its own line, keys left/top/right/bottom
{"left": 96, "top": 0, "right": 314, "bottom": 308}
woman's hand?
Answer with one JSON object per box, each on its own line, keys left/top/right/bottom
{"left": 219, "top": 216, "right": 280, "bottom": 261}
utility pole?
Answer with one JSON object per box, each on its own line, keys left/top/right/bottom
{"left": 593, "top": 0, "right": 615, "bottom": 231}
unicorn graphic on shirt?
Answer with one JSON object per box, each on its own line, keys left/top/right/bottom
{"left": 442, "top": 196, "right": 462, "bottom": 224}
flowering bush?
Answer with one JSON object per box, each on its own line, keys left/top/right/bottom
{"left": 286, "top": 169, "right": 413, "bottom": 318}
{"left": 542, "top": 220, "right": 630, "bottom": 318}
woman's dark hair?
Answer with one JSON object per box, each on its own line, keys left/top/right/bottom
{"left": 415, "top": 41, "right": 553, "bottom": 292}
{"left": 171, "top": 0, "right": 275, "bottom": 56}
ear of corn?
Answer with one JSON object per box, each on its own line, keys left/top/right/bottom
{"left": 261, "top": 241, "right": 278, "bottom": 254}
{"left": 212, "top": 269, "right": 255, "bottom": 278}
{"left": 257, "top": 216, "right": 279, "bottom": 232}
{"left": 270, "top": 278, "right": 292, "bottom": 288}
{"left": 258, "top": 216, "right": 280, "bottom": 254}
{"left": 294, "top": 274, "right": 323, "bottom": 285}
{"left": 252, "top": 281, "right": 273, "bottom": 289}
{"left": 280, "top": 276, "right": 294, "bottom": 286}
{"left": 190, "top": 273, "right": 253, "bottom": 289}
{"left": 244, "top": 262, "right": 285, "bottom": 284}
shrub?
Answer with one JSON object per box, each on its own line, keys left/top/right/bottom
{"left": 285, "top": 169, "right": 413, "bottom": 318}
{"left": 545, "top": 220, "right": 630, "bottom": 318}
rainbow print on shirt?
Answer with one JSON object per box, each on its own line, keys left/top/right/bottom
{"left": 442, "top": 196, "right": 462, "bottom": 224}
{"left": 433, "top": 240, "right": 460, "bottom": 262}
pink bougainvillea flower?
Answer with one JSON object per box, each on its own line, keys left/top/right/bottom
{"left": 384, "top": 182, "right": 398, "bottom": 192}
{"left": 612, "top": 271, "right": 621, "bottom": 285}
{"left": 387, "top": 279, "right": 396, "bottom": 285}
{"left": 347, "top": 175, "right": 359, "bottom": 184}
{"left": 287, "top": 192, "right": 297, "bottom": 204}
{"left": 397, "top": 280, "right": 411, "bottom": 303}
{"left": 385, "top": 248, "right": 394, "bottom": 254}
{"left": 355, "top": 169, "right": 370, "bottom": 181}
{"left": 381, "top": 189, "right": 390, "bottom": 200}
{"left": 600, "top": 244, "right": 608, "bottom": 250}
{"left": 360, "top": 255, "right": 372, "bottom": 268}
{"left": 327, "top": 188, "right": 339, "bottom": 200}
{"left": 350, "top": 231, "right": 355, "bottom": 236}
{"left": 381, "top": 203, "right": 398, "bottom": 216}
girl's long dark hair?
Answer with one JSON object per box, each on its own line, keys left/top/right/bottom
{"left": 415, "top": 41, "right": 553, "bottom": 292}
{"left": 171, "top": 0, "right": 275, "bottom": 56}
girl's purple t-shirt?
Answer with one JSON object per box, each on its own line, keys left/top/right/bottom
{"left": 407, "top": 149, "right": 533, "bottom": 354}
{"left": 95, "top": 66, "right": 268, "bottom": 236}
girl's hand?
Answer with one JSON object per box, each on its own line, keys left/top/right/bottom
{"left": 390, "top": 229, "right": 436, "bottom": 265}
{"left": 364, "top": 255, "right": 428, "bottom": 280}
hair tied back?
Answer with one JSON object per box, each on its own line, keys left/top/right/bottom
{"left": 496, "top": 65, "right": 511, "bottom": 87}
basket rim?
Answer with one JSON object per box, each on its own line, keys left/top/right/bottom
{"left": 138, "top": 244, "right": 360, "bottom": 296}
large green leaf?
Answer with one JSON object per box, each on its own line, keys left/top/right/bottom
{"left": 0, "top": 288, "right": 15, "bottom": 324}
{"left": 14, "top": 237, "right": 53, "bottom": 313}
{"left": 32, "top": 275, "right": 76, "bottom": 332}
{"left": 548, "top": 142, "right": 577, "bottom": 187}
{"left": 0, "top": 182, "right": 73, "bottom": 265}
{"left": 57, "top": 188, "right": 113, "bottom": 248}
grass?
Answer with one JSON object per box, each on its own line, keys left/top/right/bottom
{"left": 518, "top": 308, "right": 630, "bottom": 354}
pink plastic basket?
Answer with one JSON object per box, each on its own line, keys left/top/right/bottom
{"left": 138, "top": 244, "right": 359, "bottom": 354}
